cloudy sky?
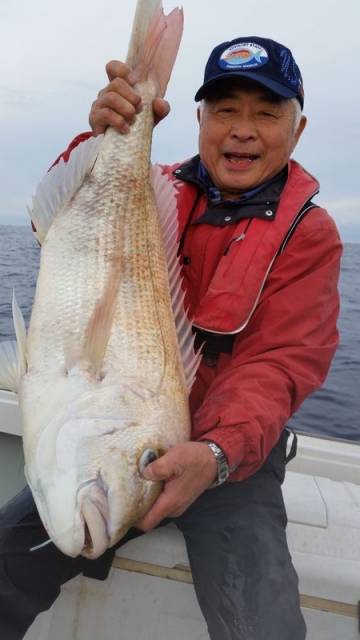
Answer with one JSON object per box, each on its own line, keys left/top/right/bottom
{"left": 0, "top": 0, "right": 359, "bottom": 240}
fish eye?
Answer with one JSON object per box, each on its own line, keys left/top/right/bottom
{"left": 138, "top": 449, "right": 158, "bottom": 476}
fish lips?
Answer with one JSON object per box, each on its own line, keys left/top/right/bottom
{"left": 77, "top": 479, "right": 110, "bottom": 559}
{"left": 80, "top": 498, "right": 109, "bottom": 559}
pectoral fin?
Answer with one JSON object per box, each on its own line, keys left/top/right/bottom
{"left": 0, "top": 292, "right": 27, "bottom": 392}
{"left": 151, "top": 165, "right": 202, "bottom": 393}
{"left": 12, "top": 290, "right": 27, "bottom": 379}
{"left": 0, "top": 341, "right": 21, "bottom": 392}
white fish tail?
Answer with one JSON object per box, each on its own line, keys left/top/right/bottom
{"left": 126, "top": 0, "right": 184, "bottom": 98}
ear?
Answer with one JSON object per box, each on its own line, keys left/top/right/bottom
{"left": 292, "top": 115, "right": 307, "bottom": 151}
{"left": 197, "top": 106, "right": 202, "bottom": 125}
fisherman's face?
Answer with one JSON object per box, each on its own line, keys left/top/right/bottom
{"left": 197, "top": 80, "right": 306, "bottom": 197}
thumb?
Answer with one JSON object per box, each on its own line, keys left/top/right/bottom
{"left": 153, "top": 98, "right": 170, "bottom": 125}
{"left": 142, "top": 452, "right": 182, "bottom": 482}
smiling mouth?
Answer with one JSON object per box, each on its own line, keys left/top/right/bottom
{"left": 224, "top": 152, "right": 260, "bottom": 165}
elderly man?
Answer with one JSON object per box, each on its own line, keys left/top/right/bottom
{"left": 0, "top": 37, "right": 341, "bottom": 640}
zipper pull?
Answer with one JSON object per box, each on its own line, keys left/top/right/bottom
{"left": 223, "top": 232, "right": 246, "bottom": 256}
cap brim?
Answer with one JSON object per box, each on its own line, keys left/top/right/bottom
{"left": 195, "top": 71, "right": 299, "bottom": 104}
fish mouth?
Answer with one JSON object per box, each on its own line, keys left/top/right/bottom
{"left": 81, "top": 497, "right": 109, "bottom": 559}
{"left": 78, "top": 477, "right": 110, "bottom": 559}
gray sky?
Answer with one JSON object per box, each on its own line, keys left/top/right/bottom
{"left": 0, "top": 0, "right": 359, "bottom": 240}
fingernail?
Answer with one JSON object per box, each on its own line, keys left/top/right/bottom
{"left": 128, "top": 72, "right": 137, "bottom": 85}
{"left": 121, "top": 123, "right": 130, "bottom": 134}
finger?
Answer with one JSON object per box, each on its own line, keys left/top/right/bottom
{"left": 105, "top": 60, "right": 135, "bottom": 84}
{"left": 136, "top": 490, "right": 179, "bottom": 531}
{"left": 153, "top": 98, "right": 170, "bottom": 125}
{"left": 90, "top": 90, "right": 141, "bottom": 135}
{"left": 99, "top": 90, "right": 140, "bottom": 121}
{"left": 106, "top": 77, "right": 142, "bottom": 112}
{"left": 143, "top": 454, "right": 183, "bottom": 482}
{"left": 90, "top": 106, "right": 131, "bottom": 136}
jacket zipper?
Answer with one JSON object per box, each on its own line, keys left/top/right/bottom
{"left": 223, "top": 219, "right": 253, "bottom": 256}
{"left": 193, "top": 189, "right": 320, "bottom": 336}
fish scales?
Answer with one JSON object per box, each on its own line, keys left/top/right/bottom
{"left": 27, "top": 93, "right": 182, "bottom": 394}
{"left": 0, "top": 0, "right": 188, "bottom": 559}
{"left": 21, "top": 80, "right": 189, "bottom": 555}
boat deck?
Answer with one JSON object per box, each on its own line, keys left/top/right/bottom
{"left": 1, "top": 389, "right": 359, "bottom": 640}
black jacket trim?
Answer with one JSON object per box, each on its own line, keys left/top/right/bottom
{"left": 278, "top": 200, "right": 319, "bottom": 254}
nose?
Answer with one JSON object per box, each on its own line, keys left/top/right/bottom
{"left": 229, "top": 117, "right": 257, "bottom": 141}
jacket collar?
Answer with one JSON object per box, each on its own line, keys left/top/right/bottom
{"left": 173, "top": 155, "right": 288, "bottom": 226}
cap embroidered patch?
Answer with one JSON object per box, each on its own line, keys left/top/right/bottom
{"left": 219, "top": 42, "right": 269, "bottom": 70}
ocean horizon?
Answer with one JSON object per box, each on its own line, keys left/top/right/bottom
{"left": 0, "top": 224, "right": 359, "bottom": 444}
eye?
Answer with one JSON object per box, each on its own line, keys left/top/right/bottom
{"left": 218, "top": 107, "right": 234, "bottom": 114}
{"left": 213, "top": 104, "right": 235, "bottom": 116}
{"left": 138, "top": 449, "right": 158, "bottom": 476}
{"left": 259, "top": 111, "right": 278, "bottom": 119}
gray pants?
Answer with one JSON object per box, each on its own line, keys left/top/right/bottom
{"left": 0, "top": 431, "right": 306, "bottom": 640}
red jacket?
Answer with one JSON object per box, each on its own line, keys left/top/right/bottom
{"left": 55, "top": 133, "right": 342, "bottom": 481}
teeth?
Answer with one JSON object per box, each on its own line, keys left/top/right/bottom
{"left": 228, "top": 155, "right": 253, "bottom": 164}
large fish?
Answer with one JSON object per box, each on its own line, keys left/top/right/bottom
{"left": 0, "top": 0, "right": 199, "bottom": 560}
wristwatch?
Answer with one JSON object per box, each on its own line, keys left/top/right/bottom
{"left": 204, "top": 440, "right": 230, "bottom": 487}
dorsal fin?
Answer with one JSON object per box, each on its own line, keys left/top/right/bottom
{"left": 28, "top": 135, "right": 103, "bottom": 244}
{"left": 151, "top": 165, "right": 201, "bottom": 392}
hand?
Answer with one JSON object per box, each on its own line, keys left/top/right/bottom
{"left": 135, "top": 442, "right": 218, "bottom": 531}
{"left": 89, "top": 60, "right": 170, "bottom": 136}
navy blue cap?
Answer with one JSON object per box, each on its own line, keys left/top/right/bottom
{"left": 195, "top": 36, "right": 304, "bottom": 109}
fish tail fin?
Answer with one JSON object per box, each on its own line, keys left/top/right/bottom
{"left": 126, "top": 0, "right": 183, "bottom": 97}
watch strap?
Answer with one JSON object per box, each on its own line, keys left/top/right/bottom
{"left": 204, "top": 440, "right": 230, "bottom": 487}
